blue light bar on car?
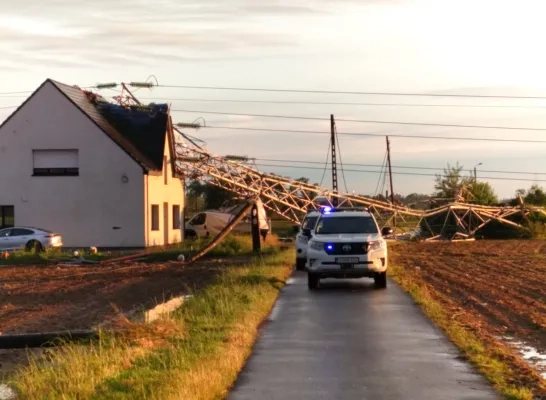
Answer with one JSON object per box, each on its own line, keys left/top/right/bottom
{"left": 321, "top": 206, "right": 369, "bottom": 214}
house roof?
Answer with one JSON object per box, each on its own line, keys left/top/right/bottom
{"left": 0, "top": 78, "right": 175, "bottom": 173}
{"left": 48, "top": 79, "right": 171, "bottom": 172}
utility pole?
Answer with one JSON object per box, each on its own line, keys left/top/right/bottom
{"left": 330, "top": 114, "right": 338, "bottom": 207}
{"left": 386, "top": 136, "right": 396, "bottom": 228}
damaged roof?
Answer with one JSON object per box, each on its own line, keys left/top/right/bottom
{"left": 50, "top": 79, "right": 172, "bottom": 172}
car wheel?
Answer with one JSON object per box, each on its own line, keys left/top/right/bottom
{"left": 374, "top": 271, "right": 387, "bottom": 289}
{"left": 296, "top": 258, "right": 306, "bottom": 271}
{"left": 25, "top": 240, "right": 43, "bottom": 253}
{"left": 307, "top": 273, "right": 319, "bottom": 290}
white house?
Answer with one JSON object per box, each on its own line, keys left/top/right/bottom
{"left": 0, "top": 79, "right": 185, "bottom": 249}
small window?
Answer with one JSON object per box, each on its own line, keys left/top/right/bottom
{"left": 32, "top": 149, "right": 79, "bottom": 176}
{"left": 10, "top": 228, "right": 34, "bottom": 236}
{"left": 189, "top": 212, "right": 206, "bottom": 226}
{"left": 172, "top": 205, "right": 181, "bottom": 229}
{"left": 0, "top": 205, "right": 14, "bottom": 228}
{"left": 163, "top": 156, "right": 168, "bottom": 185}
{"left": 151, "top": 204, "right": 160, "bottom": 231}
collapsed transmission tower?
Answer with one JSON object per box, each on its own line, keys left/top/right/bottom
{"left": 99, "top": 82, "right": 546, "bottom": 240}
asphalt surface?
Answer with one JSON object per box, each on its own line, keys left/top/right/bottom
{"left": 228, "top": 271, "right": 499, "bottom": 400}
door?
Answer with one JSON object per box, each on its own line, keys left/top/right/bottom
{"left": 187, "top": 212, "right": 207, "bottom": 237}
{"left": 0, "top": 228, "right": 12, "bottom": 250}
{"left": 163, "top": 202, "right": 169, "bottom": 245}
{"left": 8, "top": 228, "right": 34, "bottom": 250}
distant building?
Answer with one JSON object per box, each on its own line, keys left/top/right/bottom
{"left": 0, "top": 79, "right": 185, "bottom": 248}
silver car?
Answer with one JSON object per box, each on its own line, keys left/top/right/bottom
{"left": 0, "top": 227, "right": 63, "bottom": 252}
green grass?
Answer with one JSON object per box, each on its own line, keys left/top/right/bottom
{"left": 388, "top": 261, "right": 542, "bottom": 400}
{"left": 9, "top": 249, "right": 295, "bottom": 400}
{"left": 143, "top": 234, "right": 282, "bottom": 262}
{"left": 270, "top": 218, "right": 298, "bottom": 238}
{"left": 0, "top": 234, "right": 283, "bottom": 265}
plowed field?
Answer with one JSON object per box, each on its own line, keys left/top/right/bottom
{"left": 0, "top": 258, "right": 247, "bottom": 334}
{"left": 390, "top": 239, "right": 546, "bottom": 384}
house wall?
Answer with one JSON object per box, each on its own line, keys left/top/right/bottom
{"left": 0, "top": 81, "right": 146, "bottom": 248}
{"left": 145, "top": 139, "right": 185, "bottom": 246}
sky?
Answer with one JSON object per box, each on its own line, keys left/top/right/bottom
{"left": 1, "top": 0, "right": 546, "bottom": 199}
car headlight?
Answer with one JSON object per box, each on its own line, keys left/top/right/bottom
{"left": 309, "top": 241, "right": 324, "bottom": 251}
{"left": 368, "top": 240, "right": 384, "bottom": 252}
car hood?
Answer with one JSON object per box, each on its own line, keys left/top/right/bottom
{"left": 312, "top": 233, "right": 382, "bottom": 242}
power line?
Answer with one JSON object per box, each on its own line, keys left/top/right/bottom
{"left": 250, "top": 162, "right": 546, "bottom": 183}
{"left": 0, "top": 90, "right": 34, "bottom": 95}
{"left": 153, "top": 84, "right": 546, "bottom": 100}
{"left": 172, "top": 109, "right": 546, "bottom": 132}
{"left": 0, "top": 106, "right": 16, "bottom": 110}
{"left": 8, "top": 92, "right": 546, "bottom": 109}
{"left": 204, "top": 125, "right": 546, "bottom": 144}
{"left": 0, "top": 85, "right": 96, "bottom": 97}
{"left": 318, "top": 141, "right": 330, "bottom": 187}
{"left": 373, "top": 150, "right": 388, "bottom": 197}
{"left": 112, "top": 96, "right": 546, "bottom": 109}
{"left": 251, "top": 158, "right": 546, "bottom": 176}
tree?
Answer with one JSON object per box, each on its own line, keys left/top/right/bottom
{"left": 467, "top": 181, "right": 498, "bottom": 205}
{"left": 433, "top": 162, "right": 471, "bottom": 201}
{"left": 432, "top": 162, "right": 498, "bottom": 205}
{"left": 524, "top": 184, "right": 546, "bottom": 206}
{"left": 186, "top": 179, "right": 235, "bottom": 210}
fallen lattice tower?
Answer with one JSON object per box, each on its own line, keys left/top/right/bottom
{"left": 91, "top": 84, "right": 546, "bottom": 241}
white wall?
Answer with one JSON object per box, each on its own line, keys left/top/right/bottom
{"left": 0, "top": 81, "right": 146, "bottom": 248}
{"left": 145, "top": 138, "right": 185, "bottom": 246}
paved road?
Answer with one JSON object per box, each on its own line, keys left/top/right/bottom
{"left": 229, "top": 272, "right": 499, "bottom": 400}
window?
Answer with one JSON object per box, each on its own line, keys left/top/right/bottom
{"left": 302, "top": 216, "right": 319, "bottom": 230}
{"left": 189, "top": 212, "right": 206, "bottom": 226}
{"left": 10, "top": 228, "right": 33, "bottom": 236}
{"left": 163, "top": 156, "right": 168, "bottom": 185}
{"left": 0, "top": 229, "right": 12, "bottom": 237}
{"left": 151, "top": 204, "right": 159, "bottom": 231}
{"left": 32, "top": 149, "right": 79, "bottom": 176}
{"left": 0, "top": 206, "right": 14, "bottom": 228}
{"left": 173, "top": 205, "right": 181, "bottom": 229}
{"left": 315, "top": 216, "right": 379, "bottom": 235}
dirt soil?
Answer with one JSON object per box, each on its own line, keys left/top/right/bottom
{"left": 0, "top": 256, "right": 256, "bottom": 378}
{"left": 0, "top": 257, "right": 251, "bottom": 334}
{"left": 390, "top": 239, "right": 546, "bottom": 392}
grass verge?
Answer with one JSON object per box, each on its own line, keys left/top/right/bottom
{"left": 389, "top": 261, "right": 545, "bottom": 400}
{"left": 0, "top": 234, "right": 280, "bottom": 265}
{"left": 10, "top": 249, "right": 295, "bottom": 399}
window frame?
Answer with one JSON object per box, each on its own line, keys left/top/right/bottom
{"left": 172, "top": 204, "right": 181, "bottom": 229}
{"left": 32, "top": 149, "right": 79, "bottom": 177}
{"left": 151, "top": 204, "right": 160, "bottom": 231}
{"left": 0, "top": 205, "right": 14, "bottom": 228}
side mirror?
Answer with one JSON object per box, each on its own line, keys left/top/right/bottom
{"left": 292, "top": 225, "right": 300, "bottom": 233}
{"left": 381, "top": 227, "right": 393, "bottom": 236}
{"left": 302, "top": 228, "right": 312, "bottom": 238}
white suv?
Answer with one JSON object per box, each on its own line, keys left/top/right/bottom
{"left": 294, "top": 210, "right": 321, "bottom": 270}
{"left": 303, "top": 207, "right": 393, "bottom": 290}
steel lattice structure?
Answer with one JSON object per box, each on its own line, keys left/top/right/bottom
{"left": 106, "top": 85, "right": 546, "bottom": 240}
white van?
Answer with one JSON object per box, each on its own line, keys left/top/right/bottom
{"left": 185, "top": 200, "right": 269, "bottom": 239}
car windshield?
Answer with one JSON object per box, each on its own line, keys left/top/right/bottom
{"left": 302, "top": 216, "right": 318, "bottom": 230}
{"left": 315, "top": 216, "right": 378, "bottom": 234}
